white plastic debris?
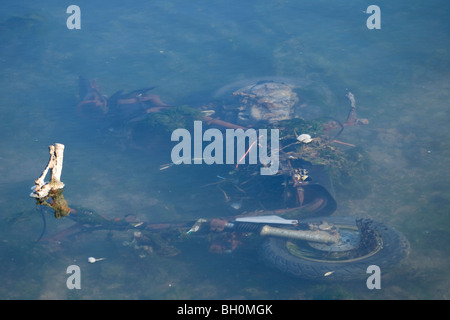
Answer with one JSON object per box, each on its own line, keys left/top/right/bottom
{"left": 297, "top": 134, "right": 313, "bottom": 144}
{"left": 88, "top": 257, "right": 105, "bottom": 264}
{"left": 235, "top": 215, "right": 298, "bottom": 225}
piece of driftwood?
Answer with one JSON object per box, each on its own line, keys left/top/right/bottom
{"left": 30, "top": 143, "right": 65, "bottom": 198}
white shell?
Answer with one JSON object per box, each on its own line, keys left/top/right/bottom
{"left": 297, "top": 134, "right": 313, "bottom": 144}
{"left": 88, "top": 257, "right": 105, "bottom": 263}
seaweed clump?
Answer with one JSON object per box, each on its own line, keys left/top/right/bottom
{"left": 145, "top": 105, "right": 203, "bottom": 133}
{"left": 275, "top": 118, "right": 324, "bottom": 139}
{"left": 269, "top": 118, "right": 371, "bottom": 198}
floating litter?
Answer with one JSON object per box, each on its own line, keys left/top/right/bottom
{"left": 297, "top": 134, "right": 313, "bottom": 144}
{"left": 88, "top": 257, "right": 105, "bottom": 263}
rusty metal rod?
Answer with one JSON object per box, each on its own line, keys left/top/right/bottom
{"left": 260, "top": 225, "right": 340, "bottom": 244}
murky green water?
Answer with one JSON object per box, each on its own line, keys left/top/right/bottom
{"left": 0, "top": 0, "right": 449, "bottom": 299}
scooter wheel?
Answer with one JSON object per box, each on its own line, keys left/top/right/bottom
{"left": 259, "top": 216, "right": 410, "bottom": 281}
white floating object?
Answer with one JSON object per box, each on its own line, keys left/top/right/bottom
{"left": 230, "top": 201, "right": 242, "bottom": 210}
{"left": 30, "top": 143, "right": 66, "bottom": 198}
{"left": 88, "top": 257, "right": 105, "bottom": 264}
{"left": 297, "top": 134, "right": 313, "bottom": 144}
{"left": 235, "top": 215, "right": 298, "bottom": 225}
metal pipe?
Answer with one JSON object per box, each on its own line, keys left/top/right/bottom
{"left": 260, "top": 225, "right": 340, "bottom": 244}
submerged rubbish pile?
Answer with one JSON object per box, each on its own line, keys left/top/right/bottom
{"left": 26, "top": 77, "right": 412, "bottom": 284}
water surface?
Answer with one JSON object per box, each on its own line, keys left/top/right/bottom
{"left": 0, "top": 0, "right": 449, "bottom": 299}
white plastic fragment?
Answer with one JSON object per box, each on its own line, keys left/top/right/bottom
{"left": 88, "top": 257, "right": 105, "bottom": 263}
{"left": 235, "top": 215, "right": 298, "bottom": 225}
{"left": 297, "top": 134, "right": 313, "bottom": 144}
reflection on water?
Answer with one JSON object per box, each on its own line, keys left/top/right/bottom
{"left": 0, "top": 0, "right": 449, "bottom": 299}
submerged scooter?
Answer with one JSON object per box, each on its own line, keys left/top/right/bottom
{"left": 32, "top": 82, "right": 409, "bottom": 281}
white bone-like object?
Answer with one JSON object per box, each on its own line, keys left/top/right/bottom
{"left": 30, "top": 143, "right": 65, "bottom": 198}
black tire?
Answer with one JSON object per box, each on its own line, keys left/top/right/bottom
{"left": 259, "top": 216, "right": 410, "bottom": 281}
